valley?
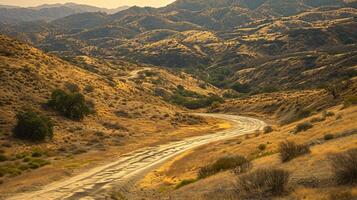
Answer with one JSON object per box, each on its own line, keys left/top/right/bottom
{"left": 0, "top": 0, "right": 356, "bottom": 199}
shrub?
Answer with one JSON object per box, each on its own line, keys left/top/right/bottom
{"left": 198, "top": 83, "right": 207, "bottom": 89}
{"left": 171, "top": 94, "right": 223, "bottom": 110}
{"left": 258, "top": 144, "right": 267, "bottom": 151}
{"left": 64, "top": 82, "right": 80, "bottom": 92}
{"left": 175, "top": 179, "right": 196, "bottom": 189}
{"left": 0, "top": 154, "right": 7, "bottom": 162}
{"left": 322, "top": 111, "right": 335, "bottom": 118}
{"left": 343, "top": 95, "right": 357, "bottom": 107}
{"left": 279, "top": 141, "right": 310, "bottom": 162}
{"left": 263, "top": 126, "right": 273, "bottom": 134}
{"left": 324, "top": 134, "right": 334, "bottom": 141}
{"left": 13, "top": 110, "right": 53, "bottom": 141}
{"left": 310, "top": 117, "right": 325, "bottom": 123}
{"left": 329, "top": 148, "right": 357, "bottom": 185}
{"left": 30, "top": 149, "right": 45, "bottom": 157}
{"left": 236, "top": 168, "right": 290, "bottom": 198}
{"left": 48, "top": 89, "right": 92, "bottom": 120}
{"left": 28, "top": 158, "right": 50, "bottom": 169}
{"left": 198, "top": 155, "right": 251, "bottom": 179}
{"left": 231, "top": 83, "right": 251, "bottom": 93}
{"left": 84, "top": 85, "right": 94, "bottom": 93}
{"left": 294, "top": 122, "right": 313, "bottom": 133}
{"left": 297, "top": 109, "right": 311, "bottom": 119}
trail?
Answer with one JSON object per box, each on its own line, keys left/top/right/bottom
{"left": 7, "top": 114, "right": 266, "bottom": 200}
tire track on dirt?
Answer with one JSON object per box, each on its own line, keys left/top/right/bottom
{"left": 7, "top": 114, "right": 266, "bottom": 200}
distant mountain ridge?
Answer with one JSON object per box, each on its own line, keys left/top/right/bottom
{"left": 0, "top": 3, "right": 129, "bottom": 23}
{"left": 0, "top": 0, "right": 356, "bottom": 92}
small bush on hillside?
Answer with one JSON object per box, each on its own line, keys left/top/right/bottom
{"left": 171, "top": 93, "right": 224, "bottom": 110}
{"left": 0, "top": 154, "right": 7, "bottom": 162}
{"left": 279, "top": 141, "right": 310, "bottom": 162}
{"left": 48, "top": 89, "right": 92, "bottom": 120}
{"left": 324, "top": 134, "right": 334, "bottom": 141}
{"left": 13, "top": 110, "right": 53, "bottom": 141}
{"left": 198, "top": 155, "right": 251, "bottom": 179}
{"left": 258, "top": 144, "right": 267, "bottom": 151}
{"left": 198, "top": 83, "right": 207, "bottom": 89}
{"left": 84, "top": 85, "right": 94, "bottom": 93}
{"left": 235, "top": 168, "right": 290, "bottom": 198}
{"left": 64, "top": 82, "right": 80, "bottom": 93}
{"left": 322, "top": 111, "right": 335, "bottom": 118}
{"left": 231, "top": 83, "right": 251, "bottom": 93}
{"left": 310, "top": 117, "right": 326, "bottom": 123}
{"left": 344, "top": 95, "right": 357, "bottom": 107}
{"left": 297, "top": 109, "right": 311, "bottom": 119}
{"left": 259, "top": 86, "right": 279, "bottom": 94}
{"left": 175, "top": 179, "right": 196, "bottom": 189}
{"left": 263, "top": 126, "right": 273, "bottom": 134}
{"left": 294, "top": 122, "right": 313, "bottom": 133}
{"left": 329, "top": 148, "right": 357, "bottom": 185}
{"left": 28, "top": 158, "right": 50, "bottom": 169}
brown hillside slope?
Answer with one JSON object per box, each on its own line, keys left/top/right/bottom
{"left": 0, "top": 34, "right": 225, "bottom": 193}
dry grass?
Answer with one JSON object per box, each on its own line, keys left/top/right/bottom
{"left": 235, "top": 168, "right": 290, "bottom": 198}
{"left": 134, "top": 105, "right": 357, "bottom": 199}
{"left": 279, "top": 141, "right": 310, "bottom": 162}
{"left": 329, "top": 148, "right": 357, "bottom": 185}
{"left": 0, "top": 34, "right": 226, "bottom": 195}
{"left": 198, "top": 155, "right": 251, "bottom": 179}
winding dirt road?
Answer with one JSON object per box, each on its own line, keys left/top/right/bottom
{"left": 7, "top": 114, "right": 266, "bottom": 200}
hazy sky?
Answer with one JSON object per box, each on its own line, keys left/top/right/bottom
{"left": 0, "top": 0, "right": 176, "bottom": 8}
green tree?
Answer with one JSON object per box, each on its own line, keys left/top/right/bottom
{"left": 48, "top": 89, "right": 91, "bottom": 120}
{"left": 13, "top": 110, "right": 53, "bottom": 141}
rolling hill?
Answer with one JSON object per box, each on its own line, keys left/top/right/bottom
{"left": 0, "top": 3, "right": 129, "bottom": 23}
{"left": 0, "top": 0, "right": 355, "bottom": 93}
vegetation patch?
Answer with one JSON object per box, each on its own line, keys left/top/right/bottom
{"left": 343, "top": 95, "right": 357, "bottom": 108}
{"left": 294, "top": 122, "right": 313, "bottom": 133}
{"left": 170, "top": 86, "right": 223, "bottom": 109}
{"left": 48, "top": 89, "right": 93, "bottom": 120}
{"left": 28, "top": 158, "right": 50, "bottom": 169}
{"left": 263, "top": 126, "right": 273, "bottom": 134}
{"left": 236, "top": 168, "right": 290, "bottom": 198}
{"left": 258, "top": 144, "right": 267, "bottom": 151}
{"left": 324, "top": 134, "right": 334, "bottom": 141}
{"left": 0, "top": 154, "right": 7, "bottom": 162}
{"left": 329, "top": 148, "right": 357, "bottom": 185}
{"left": 198, "top": 155, "right": 250, "bottom": 179}
{"left": 175, "top": 179, "right": 197, "bottom": 189}
{"left": 13, "top": 110, "right": 53, "bottom": 141}
{"left": 279, "top": 141, "right": 310, "bottom": 162}
{"left": 231, "top": 83, "right": 251, "bottom": 94}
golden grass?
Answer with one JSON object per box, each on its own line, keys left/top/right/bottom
{"left": 134, "top": 105, "right": 357, "bottom": 199}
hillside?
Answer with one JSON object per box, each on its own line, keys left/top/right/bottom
{"left": 125, "top": 81, "right": 357, "bottom": 199}
{"left": 0, "top": 3, "right": 129, "bottom": 23}
{"left": 0, "top": 0, "right": 355, "bottom": 92}
{"left": 0, "top": 0, "right": 356, "bottom": 199}
{"left": 0, "top": 34, "right": 225, "bottom": 194}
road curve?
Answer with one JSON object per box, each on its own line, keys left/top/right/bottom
{"left": 7, "top": 114, "right": 266, "bottom": 200}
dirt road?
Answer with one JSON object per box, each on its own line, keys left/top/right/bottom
{"left": 7, "top": 114, "right": 266, "bottom": 200}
